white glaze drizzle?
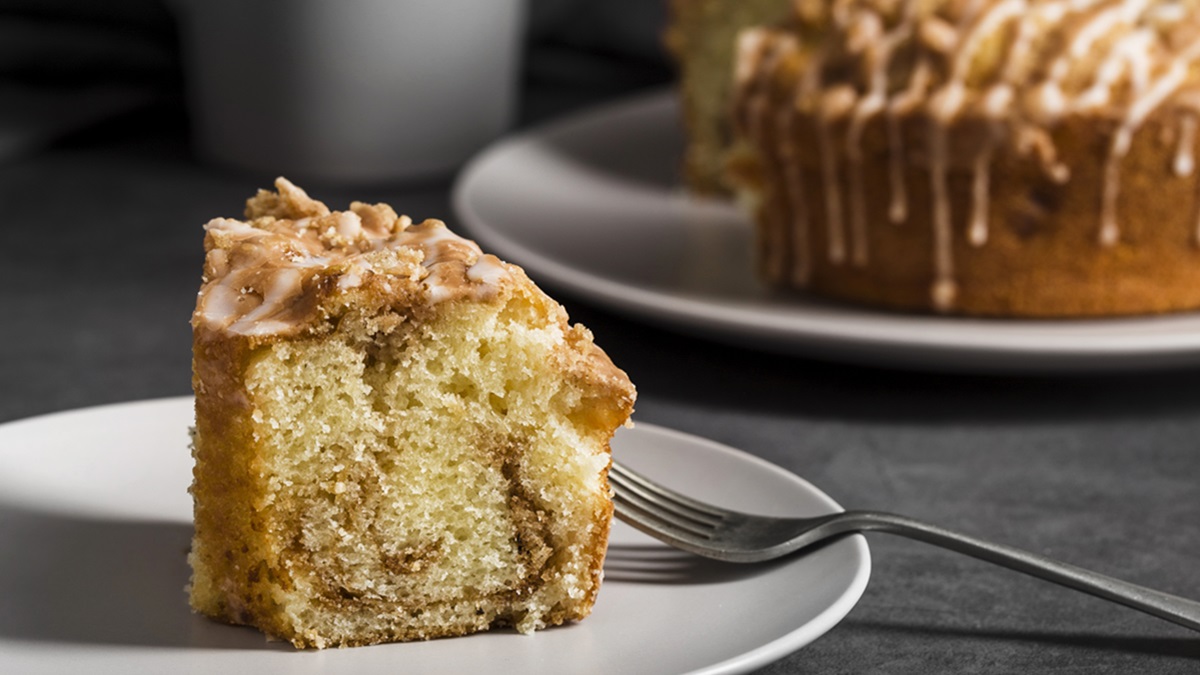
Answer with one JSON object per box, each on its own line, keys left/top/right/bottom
{"left": 1175, "top": 112, "right": 1198, "bottom": 176}
{"left": 733, "top": 0, "right": 1200, "bottom": 312}
{"left": 928, "top": 83, "right": 965, "bottom": 310}
{"left": 467, "top": 255, "right": 509, "bottom": 286}
{"left": 1101, "top": 53, "right": 1194, "bottom": 245}
{"left": 195, "top": 179, "right": 512, "bottom": 337}
{"left": 887, "top": 61, "right": 933, "bottom": 224}
{"left": 847, "top": 6, "right": 916, "bottom": 263}
{"left": 968, "top": 146, "right": 994, "bottom": 247}
{"left": 817, "top": 87, "right": 855, "bottom": 265}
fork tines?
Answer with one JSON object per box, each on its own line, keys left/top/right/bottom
{"left": 608, "top": 461, "right": 725, "bottom": 544}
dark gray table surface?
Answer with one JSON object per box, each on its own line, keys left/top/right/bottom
{"left": 3, "top": 82, "right": 1200, "bottom": 674}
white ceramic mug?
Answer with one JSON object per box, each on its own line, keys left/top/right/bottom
{"left": 173, "top": 0, "right": 525, "bottom": 183}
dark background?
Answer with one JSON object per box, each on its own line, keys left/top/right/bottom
{"left": 2, "top": 2, "right": 1200, "bottom": 673}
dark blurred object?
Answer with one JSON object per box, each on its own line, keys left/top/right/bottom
{"left": 173, "top": 0, "right": 526, "bottom": 184}
{"left": 0, "top": 0, "right": 180, "bottom": 160}
{"left": 524, "top": 0, "right": 673, "bottom": 122}
{"left": 0, "top": 0, "right": 176, "bottom": 83}
{"left": 0, "top": 0, "right": 673, "bottom": 164}
{"left": 530, "top": 0, "right": 670, "bottom": 64}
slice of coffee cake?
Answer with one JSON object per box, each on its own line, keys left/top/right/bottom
{"left": 189, "top": 178, "right": 635, "bottom": 647}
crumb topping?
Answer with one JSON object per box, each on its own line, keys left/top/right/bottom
{"left": 194, "top": 178, "right": 513, "bottom": 337}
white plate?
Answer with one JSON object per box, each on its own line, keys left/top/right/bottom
{"left": 0, "top": 398, "right": 869, "bottom": 675}
{"left": 453, "top": 90, "right": 1200, "bottom": 373}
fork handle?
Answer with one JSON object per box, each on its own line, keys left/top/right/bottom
{"left": 832, "top": 510, "right": 1200, "bottom": 632}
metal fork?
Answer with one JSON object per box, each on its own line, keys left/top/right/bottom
{"left": 609, "top": 460, "right": 1200, "bottom": 632}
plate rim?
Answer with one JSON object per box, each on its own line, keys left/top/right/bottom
{"left": 452, "top": 88, "right": 1200, "bottom": 373}
{"left": 610, "top": 422, "right": 872, "bottom": 674}
{"left": 0, "top": 396, "right": 871, "bottom": 675}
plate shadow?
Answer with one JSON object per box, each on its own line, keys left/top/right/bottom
{"left": 603, "top": 541, "right": 822, "bottom": 585}
{"left": 0, "top": 503, "right": 285, "bottom": 650}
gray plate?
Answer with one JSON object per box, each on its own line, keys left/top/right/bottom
{"left": 454, "top": 90, "right": 1200, "bottom": 373}
{"left": 0, "top": 397, "right": 869, "bottom": 675}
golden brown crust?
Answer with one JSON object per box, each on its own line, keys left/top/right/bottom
{"left": 189, "top": 330, "right": 289, "bottom": 635}
{"left": 748, "top": 110, "right": 1200, "bottom": 315}
{"left": 194, "top": 177, "right": 517, "bottom": 340}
